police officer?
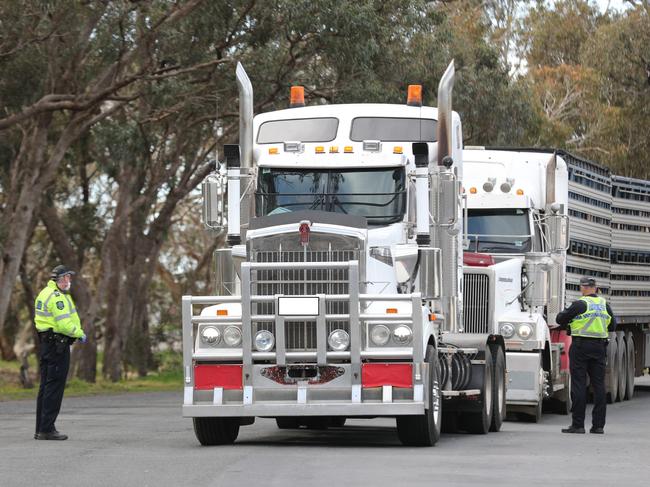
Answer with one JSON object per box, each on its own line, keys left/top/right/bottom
{"left": 34, "top": 265, "right": 86, "bottom": 440}
{"left": 556, "top": 276, "right": 616, "bottom": 434}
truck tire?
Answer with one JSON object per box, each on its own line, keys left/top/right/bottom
{"left": 276, "top": 417, "right": 301, "bottom": 429}
{"left": 624, "top": 332, "right": 635, "bottom": 400}
{"left": 490, "top": 346, "right": 506, "bottom": 432}
{"left": 329, "top": 417, "right": 346, "bottom": 427}
{"left": 463, "top": 346, "right": 494, "bottom": 434}
{"left": 193, "top": 417, "right": 240, "bottom": 445}
{"left": 606, "top": 338, "right": 618, "bottom": 404}
{"left": 616, "top": 331, "right": 626, "bottom": 402}
{"left": 396, "top": 344, "right": 441, "bottom": 446}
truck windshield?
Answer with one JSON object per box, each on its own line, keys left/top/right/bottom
{"left": 256, "top": 167, "right": 406, "bottom": 225}
{"left": 466, "top": 208, "right": 532, "bottom": 253}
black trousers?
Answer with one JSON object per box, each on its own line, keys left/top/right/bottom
{"left": 35, "top": 339, "right": 70, "bottom": 434}
{"left": 569, "top": 337, "right": 608, "bottom": 429}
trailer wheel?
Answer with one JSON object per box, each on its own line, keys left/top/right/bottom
{"left": 624, "top": 333, "right": 635, "bottom": 400}
{"left": 396, "top": 345, "right": 441, "bottom": 446}
{"left": 606, "top": 338, "right": 618, "bottom": 404}
{"left": 463, "top": 346, "right": 494, "bottom": 434}
{"left": 616, "top": 332, "right": 626, "bottom": 402}
{"left": 193, "top": 417, "right": 240, "bottom": 445}
{"left": 490, "top": 346, "right": 506, "bottom": 432}
{"left": 276, "top": 417, "right": 302, "bottom": 429}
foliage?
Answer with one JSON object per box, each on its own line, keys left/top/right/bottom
{"left": 1, "top": 0, "right": 648, "bottom": 389}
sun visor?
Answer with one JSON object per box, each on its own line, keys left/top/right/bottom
{"left": 249, "top": 210, "right": 367, "bottom": 231}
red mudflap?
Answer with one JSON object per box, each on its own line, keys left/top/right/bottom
{"left": 194, "top": 364, "right": 243, "bottom": 390}
{"left": 362, "top": 363, "right": 413, "bottom": 388}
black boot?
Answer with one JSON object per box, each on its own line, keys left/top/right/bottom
{"left": 36, "top": 431, "right": 68, "bottom": 440}
{"left": 561, "top": 425, "right": 585, "bottom": 434}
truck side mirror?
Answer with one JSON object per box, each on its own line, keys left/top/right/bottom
{"left": 547, "top": 213, "right": 569, "bottom": 252}
{"left": 202, "top": 171, "right": 227, "bottom": 231}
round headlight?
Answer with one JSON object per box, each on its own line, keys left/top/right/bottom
{"left": 370, "top": 325, "right": 390, "bottom": 346}
{"left": 223, "top": 326, "right": 242, "bottom": 347}
{"left": 517, "top": 323, "right": 533, "bottom": 340}
{"left": 328, "top": 329, "right": 350, "bottom": 351}
{"left": 254, "top": 330, "right": 275, "bottom": 352}
{"left": 200, "top": 326, "right": 220, "bottom": 344}
{"left": 393, "top": 325, "right": 413, "bottom": 345}
{"left": 500, "top": 323, "right": 515, "bottom": 338}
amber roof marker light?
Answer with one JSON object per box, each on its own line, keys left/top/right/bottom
{"left": 407, "top": 84, "right": 422, "bottom": 107}
{"left": 290, "top": 86, "right": 305, "bottom": 108}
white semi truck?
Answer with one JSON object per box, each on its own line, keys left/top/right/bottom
{"left": 463, "top": 147, "right": 650, "bottom": 420}
{"left": 181, "top": 62, "right": 515, "bottom": 446}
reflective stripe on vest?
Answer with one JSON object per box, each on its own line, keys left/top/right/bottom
{"left": 570, "top": 296, "right": 610, "bottom": 339}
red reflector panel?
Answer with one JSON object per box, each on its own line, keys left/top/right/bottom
{"left": 362, "top": 363, "right": 413, "bottom": 388}
{"left": 463, "top": 252, "right": 495, "bottom": 267}
{"left": 194, "top": 365, "right": 243, "bottom": 390}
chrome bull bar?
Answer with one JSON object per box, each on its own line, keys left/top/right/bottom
{"left": 182, "top": 260, "right": 424, "bottom": 410}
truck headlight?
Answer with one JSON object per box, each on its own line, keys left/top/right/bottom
{"left": 328, "top": 329, "right": 350, "bottom": 351}
{"left": 223, "top": 326, "right": 242, "bottom": 347}
{"left": 392, "top": 325, "right": 413, "bottom": 345}
{"left": 370, "top": 325, "right": 390, "bottom": 346}
{"left": 500, "top": 323, "right": 515, "bottom": 338}
{"left": 517, "top": 323, "right": 533, "bottom": 339}
{"left": 254, "top": 330, "right": 274, "bottom": 352}
{"left": 200, "top": 326, "right": 221, "bottom": 344}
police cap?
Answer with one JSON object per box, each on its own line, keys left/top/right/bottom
{"left": 50, "top": 265, "right": 76, "bottom": 280}
{"left": 579, "top": 276, "right": 597, "bottom": 287}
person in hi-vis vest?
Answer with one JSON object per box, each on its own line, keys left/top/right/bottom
{"left": 34, "top": 265, "right": 86, "bottom": 440}
{"left": 556, "top": 276, "right": 616, "bottom": 434}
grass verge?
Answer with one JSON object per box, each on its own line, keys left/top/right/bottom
{"left": 0, "top": 357, "right": 182, "bottom": 402}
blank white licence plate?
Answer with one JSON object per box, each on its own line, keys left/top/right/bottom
{"left": 278, "top": 297, "right": 319, "bottom": 316}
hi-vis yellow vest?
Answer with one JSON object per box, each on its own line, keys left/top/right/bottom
{"left": 34, "top": 281, "right": 84, "bottom": 338}
{"left": 570, "top": 296, "right": 611, "bottom": 339}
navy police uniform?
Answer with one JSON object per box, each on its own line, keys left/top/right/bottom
{"left": 33, "top": 265, "right": 85, "bottom": 440}
{"left": 556, "top": 277, "right": 616, "bottom": 434}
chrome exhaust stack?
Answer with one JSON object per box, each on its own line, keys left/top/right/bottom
{"left": 436, "top": 61, "right": 455, "bottom": 167}
{"left": 236, "top": 62, "right": 253, "bottom": 169}
{"left": 235, "top": 63, "right": 254, "bottom": 239}
{"left": 430, "top": 61, "right": 462, "bottom": 334}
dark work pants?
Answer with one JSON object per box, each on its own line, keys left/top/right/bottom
{"left": 569, "top": 338, "right": 607, "bottom": 429}
{"left": 35, "top": 340, "right": 70, "bottom": 434}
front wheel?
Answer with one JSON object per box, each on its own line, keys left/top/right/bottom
{"left": 396, "top": 345, "right": 441, "bottom": 446}
{"left": 193, "top": 417, "right": 240, "bottom": 445}
{"left": 490, "top": 346, "right": 506, "bottom": 432}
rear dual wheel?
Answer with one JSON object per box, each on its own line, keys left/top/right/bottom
{"left": 463, "top": 346, "right": 494, "bottom": 434}
{"left": 624, "top": 332, "right": 635, "bottom": 400}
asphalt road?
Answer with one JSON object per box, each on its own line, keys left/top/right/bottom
{"left": 2, "top": 383, "right": 650, "bottom": 487}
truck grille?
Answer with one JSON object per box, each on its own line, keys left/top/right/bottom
{"left": 252, "top": 249, "right": 356, "bottom": 351}
{"left": 463, "top": 273, "right": 490, "bottom": 334}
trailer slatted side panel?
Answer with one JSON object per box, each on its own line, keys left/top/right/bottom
{"left": 610, "top": 175, "right": 650, "bottom": 322}
{"left": 565, "top": 153, "right": 612, "bottom": 304}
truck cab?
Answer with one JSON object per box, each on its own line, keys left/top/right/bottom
{"left": 462, "top": 147, "right": 572, "bottom": 419}
{"left": 181, "top": 63, "right": 508, "bottom": 446}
